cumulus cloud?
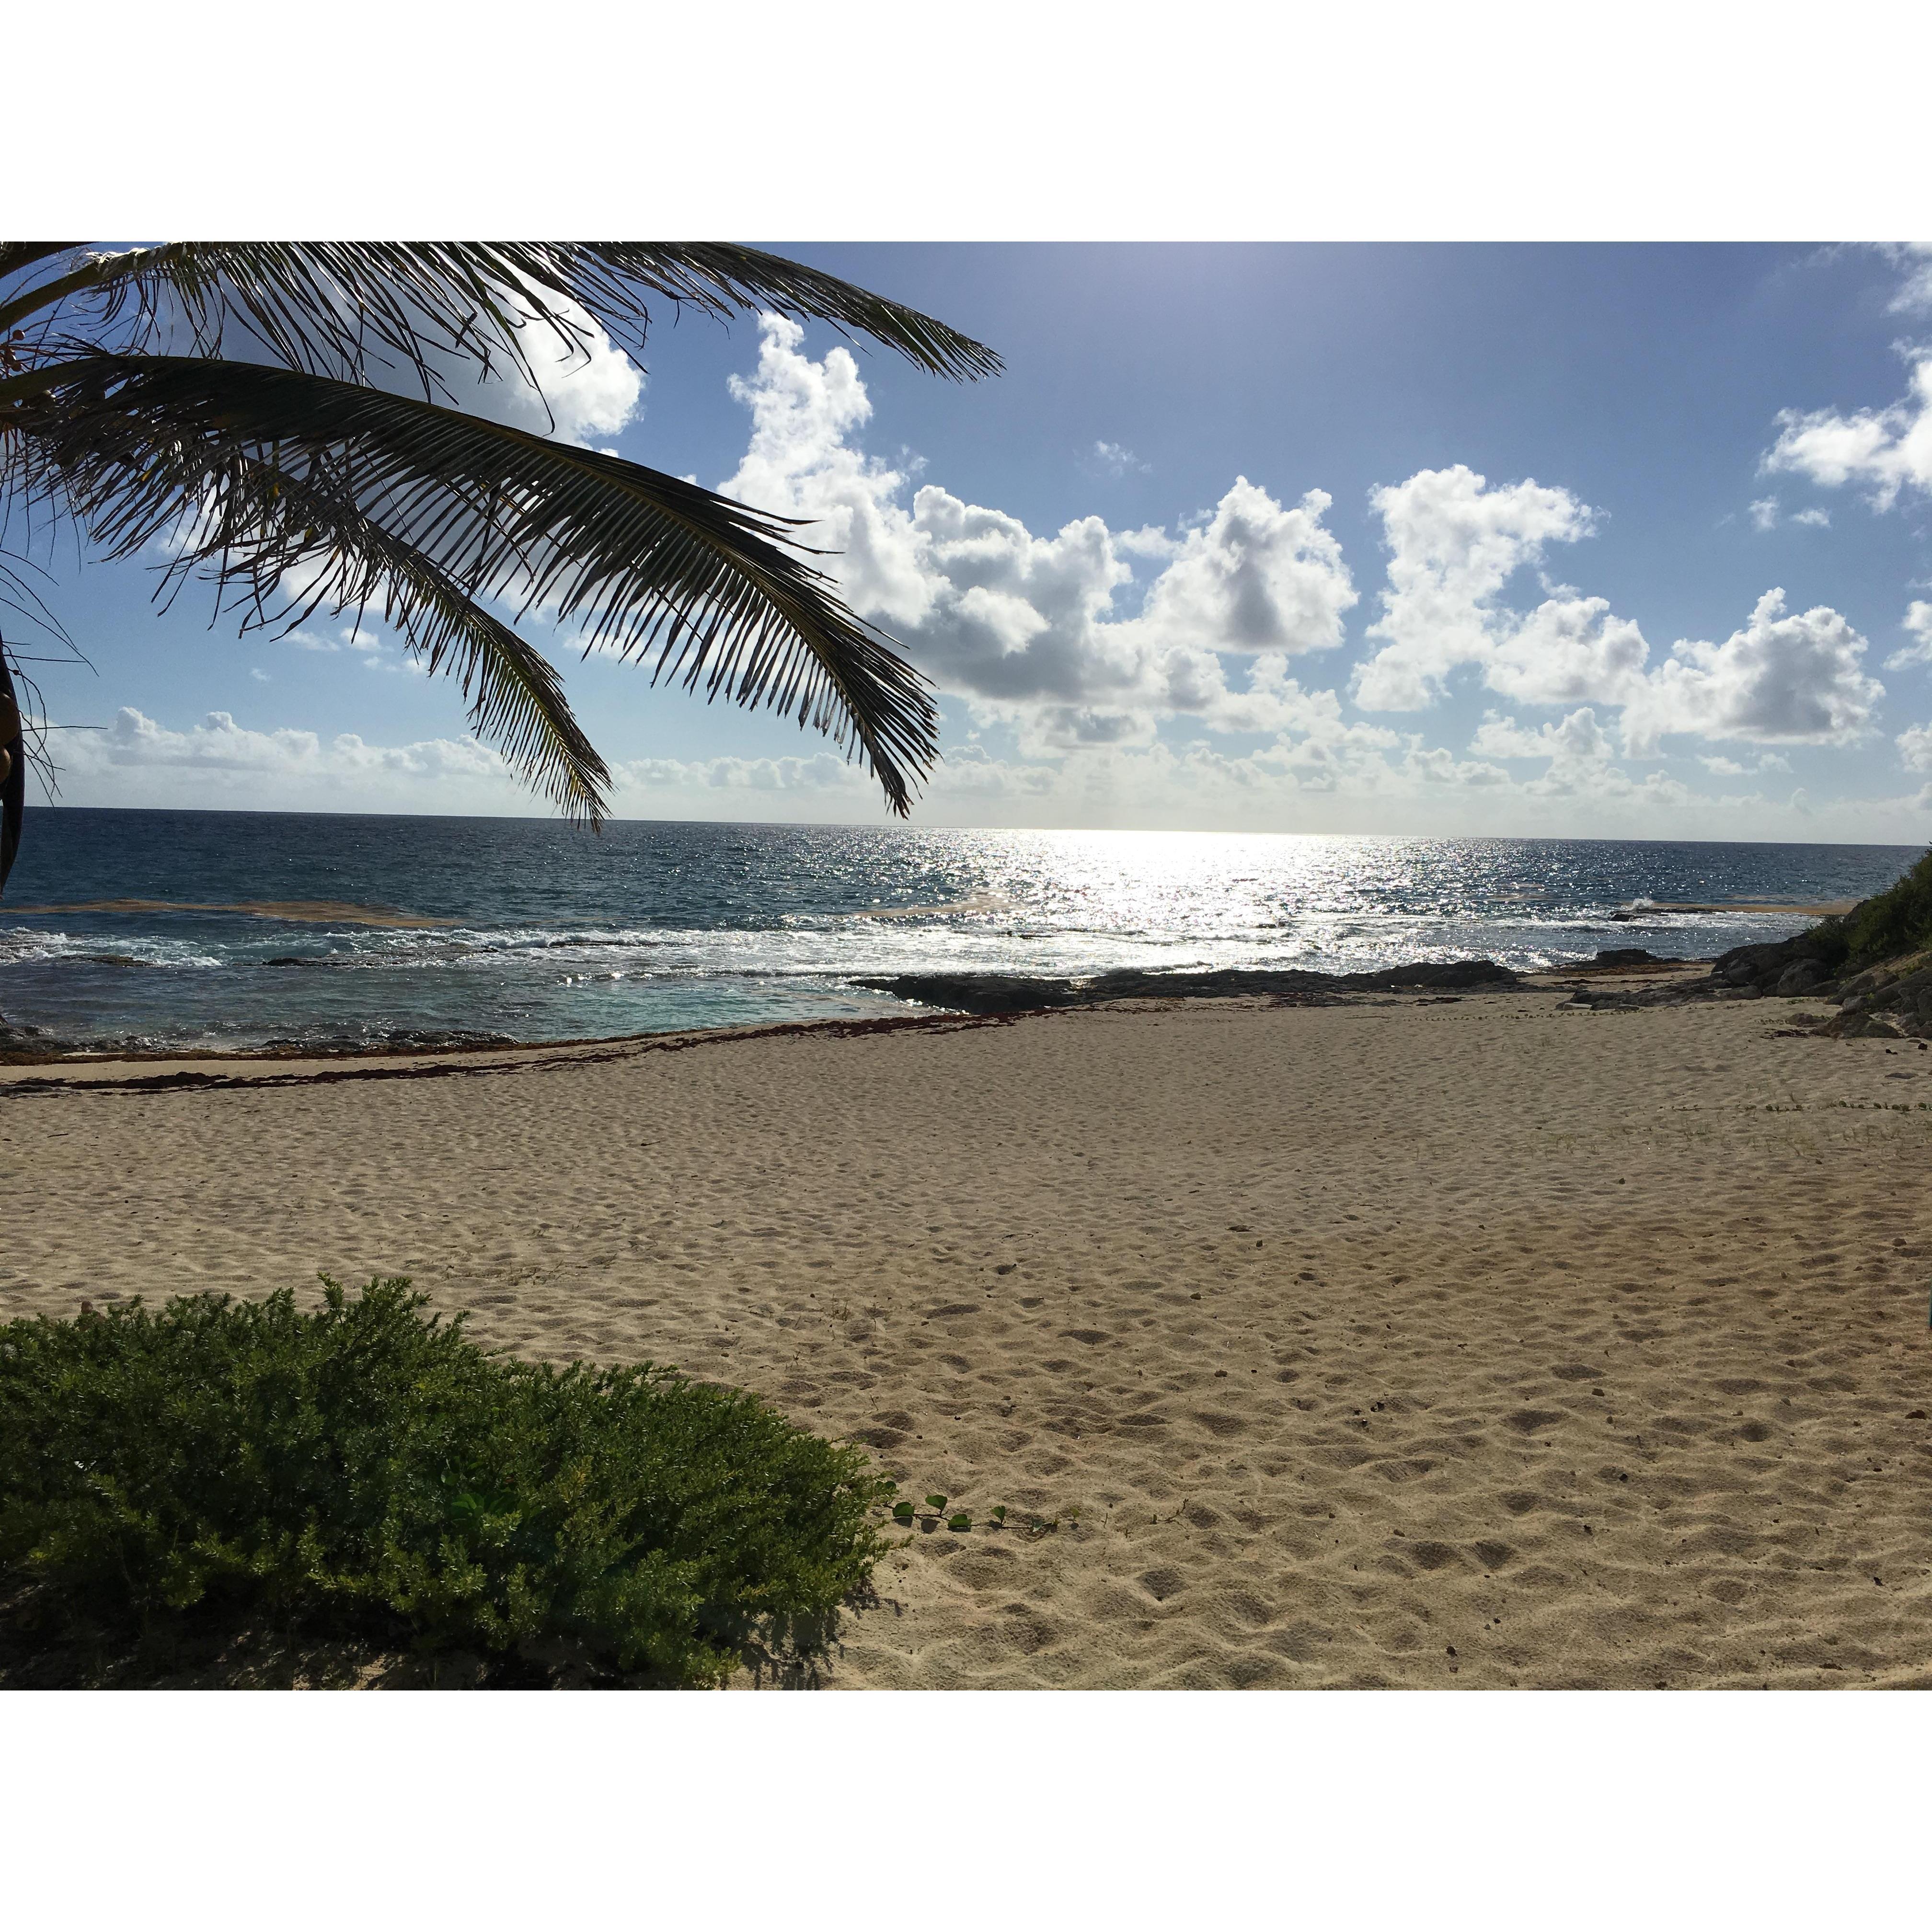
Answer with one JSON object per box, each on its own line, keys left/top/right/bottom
{"left": 1352, "top": 465, "right": 1646, "bottom": 712}
{"left": 1406, "top": 747, "right": 1510, "bottom": 787}
{"left": 1887, "top": 600, "right": 1932, "bottom": 670}
{"left": 613, "top": 749, "right": 871, "bottom": 797}
{"left": 1791, "top": 506, "right": 1830, "bottom": 528}
{"left": 718, "top": 314, "right": 1357, "bottom": 751}
{"left": 1470, "top": 706, "right": 1627, "bottom": 798}
{"left": 1620, "top": 589, "right": 1882, "bottom": 755}
{"left": 1898, "top": 723, "right": 1932, "bottom": 772}
{"left": 1113, "top": 525, "right": 1182, "bottom": 559}
{"left": 1882, "top": 242, "right": 1932, "bottom": 315}
{"left": 1763, "top": 354, "right": 1932, "bottom": 510}
{"left": 56, "top": 708, "right": 516, "bottom": 811}
{"left": 409, "top": 292, "right": 641, "bottom": 447}
{"left": 703, "top": 327, "right": 1898, "bottom": 829}
{"left": 614, "top": 742, "right": 1068, "bottom": 806}
{"left": 1471, "top": 705, "right": 1717, "bottom": 805}
{"left": 1699, "top": 750, "right": 1787, "bottom": 777}
{"left": 1472, "top": 706, "right": 1617, "bottom": 767}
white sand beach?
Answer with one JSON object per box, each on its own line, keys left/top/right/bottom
{"left": 3, "top": 982, "right": 1929, "bottom": 1688}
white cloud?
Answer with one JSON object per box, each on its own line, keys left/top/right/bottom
{"left": 1472, "top": 706, "right": 1617, "bottom": 767}
{"left": 1620, "top": 589, "right": 1882, "bottom": 755}
{"left": 1352, "top": 465, "right": 1645, "bottom": 711}
{"left": 1899, "top": 723, "right": 1932, "bottom": 773}
{"left": 1697, "top": 750, "right": 1790, "bottom": 777}
{"left": 702, "top": 325, "right": 1907, "bottom": 832}
{"left": 1469, "top": 705, "right": 1632, "bottom": 797}
{"left": 1405, "top": 746, "right": 1510, "bottom": 787}
{"left": 1749, "top": 494, "right": 1828, "bottom": 530}
{"left": 287, "top": 622, "right": 381, "bottom": 655}
{"left": 614, "top": 749, "right": 871, "bottom": 797}
{"left": 1133, "top": 482, "right": 1357, "bottom": 657}
{"left": 282, "top": 618, "right": 425, "bottom": 677}
{"left": 1091, "top": 440, "right": 1150, "bottom": 476}
{"left": 718, "top": 314, "right": 1357, "bottom": 752}
{"left": 1887, "top": 600, "right": 1932, "bottom": 670}
{"left": 421, "top": 292, "right": 641, "bottom": 448}
{"left": 1882, "top": 242, "right": 1932, "bottom": 315}
{"left": 1483, "top": 594, "right": 1649, "bottom": 709}
{"left": 1114, "top": 525, "right": 1182, "bottom": 559}
{"left": 53, "top": 707, "right": 521, "bottom": 812}
{"left": 1763, "top": 354, "right": 1932, "bottom": 510}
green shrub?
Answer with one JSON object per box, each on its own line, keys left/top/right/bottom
{"left": 1841, "top": 846, "right": 1932, "bottom": 969}
{"left": 0, "top": 1278, "right": 887, "bottom": 1687}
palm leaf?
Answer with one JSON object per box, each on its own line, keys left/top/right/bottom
{"left": 0, "top": 242, "right": 1001, "bottom": 400}
{"left": 10, "top": 351, "right": 937, "bottom": 813}
{"left": 212, "top": 453, "right": 615, "bottom": 821}
{"left": 574, "top": 244, "right": 1003, "bottom": 380}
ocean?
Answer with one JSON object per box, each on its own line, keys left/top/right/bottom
{"left": 0, "top": 808, "right": 1917, "bottom": 1053}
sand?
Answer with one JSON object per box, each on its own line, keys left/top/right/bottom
{"left": 3, "top": 983, "right": 1929, "bottom": 1689}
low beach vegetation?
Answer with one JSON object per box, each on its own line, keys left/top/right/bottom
{"left": 1837, "top": 845, "right": 1932, "bottom": 968}
{"left": 0, "top": 1278, "right": 886, "bottom": 1687}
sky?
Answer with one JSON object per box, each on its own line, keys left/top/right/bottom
{"left": 16, "top": 241, "right": 1932, "bottom": 840}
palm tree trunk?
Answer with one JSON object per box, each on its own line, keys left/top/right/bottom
{"left": 0, "top": 655, "right": 25, "bottom": 893}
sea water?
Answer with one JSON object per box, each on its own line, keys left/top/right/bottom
{"left": 0, "top": 808, "right": 1916, "bottom": 1052}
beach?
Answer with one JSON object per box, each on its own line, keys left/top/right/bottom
{"left": 3, "top": 978, "right": 1929, "bottom": 1688}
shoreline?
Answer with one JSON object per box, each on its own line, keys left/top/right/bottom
{"left": 0, "top": 951, "right": 1714, "bottom": 1073}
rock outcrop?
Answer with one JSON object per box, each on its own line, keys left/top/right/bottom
{"left": 856, "top": 958, "right": 1518, "bottom": 1017}
{"left": 1564, "top": 909, "right": 1932, "bottom": 1039}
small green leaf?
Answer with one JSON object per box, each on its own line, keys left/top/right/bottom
{"left": 925, "top": 1494, "right": 947, "bottom": 1511}
{"left": 892, "top": 1500, "right": 914, "bottom": 1521}
{"left": 990, "top": 1506, "right": 1007, "bottom": 1522}
{"left": 948, "top": 1512, "right": 971, "bottom": 1532}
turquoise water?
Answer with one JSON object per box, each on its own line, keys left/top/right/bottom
{"left": 0, "top": 808, "right": 1916, "bottom": 1052}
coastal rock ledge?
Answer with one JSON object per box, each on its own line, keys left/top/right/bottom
{"left": 1566, "top": 917, "right": 1932, "bottom": 1041}
{"left": 856, "top": 959, "right": 1518, "bottom": 1017}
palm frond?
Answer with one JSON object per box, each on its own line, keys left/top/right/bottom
{"left": 12, "top": 352, "right": 938, "bottom": 813}
{"left": 0, "top": 242, "right": 1001, "bottom": 399}
{"left": 207, "top": 455, "right": 614, "bottom": 821}
{"left": 574, "top": 245, "right": 1003, "bottom": 380}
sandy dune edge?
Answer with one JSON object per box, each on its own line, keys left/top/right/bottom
{"left": 3, "top": 989, "right": 1928, "bottom": 1689}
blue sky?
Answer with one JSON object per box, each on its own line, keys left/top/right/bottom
{"left": 21, "top": 242, "right": 1932, "bottom": 838}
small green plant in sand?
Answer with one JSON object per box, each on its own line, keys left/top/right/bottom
{"left": 883, "top": 1485, "right": 1058, "bottom": 1539}
{"left": 0, "top": 1278, "right": 888, "bottom": 1687}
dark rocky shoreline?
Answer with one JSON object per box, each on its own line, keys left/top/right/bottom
{"left": 865, "top": 920, "right": 1932, "bottom": 1042}
{"left": 855, "top": 958, "right": 1520, "bottom": 1016}
{"left": 1563, "top": 931, "right": 1932, "bottom": 1040}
